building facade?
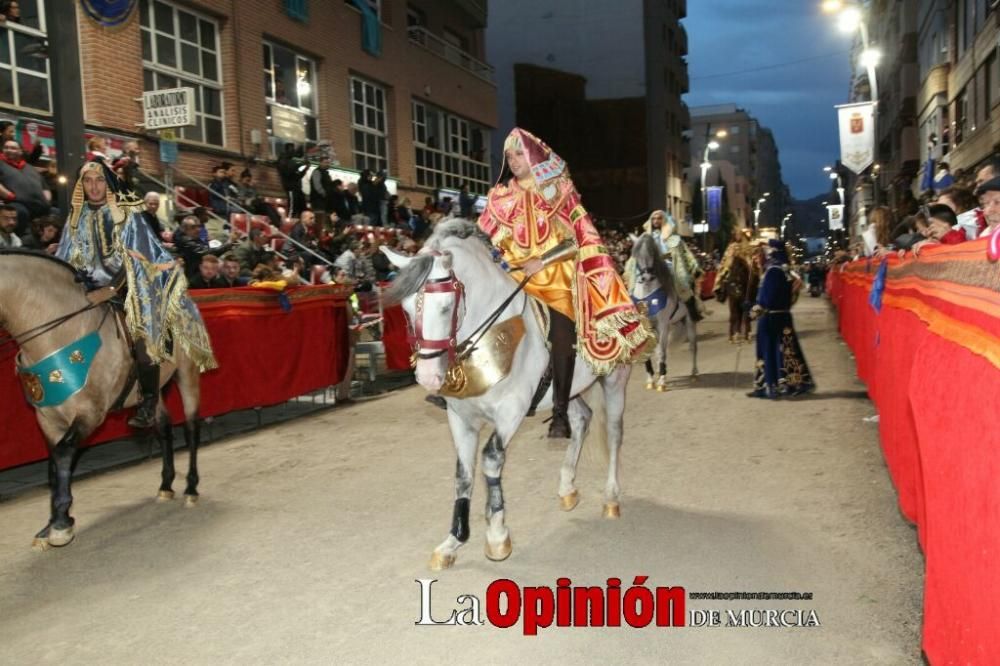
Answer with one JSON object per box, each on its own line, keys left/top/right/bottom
{"left": 0, "top": 0, "right": 497, "bottom": 211}
{"left": 487, "top": 0, "right": 691, "bottom": 230}
{"left": 688, "top": 104, "right": 788, "bottom": 233}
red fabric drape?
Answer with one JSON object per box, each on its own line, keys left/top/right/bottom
{"left": 381, "top": 303, "right": 412, "bottom": 371}
{"left": 828, "top": 244, "right": 1000, "bottom": 664}
{"left": 1, "top": 285, "right": 351, "bottom": 470}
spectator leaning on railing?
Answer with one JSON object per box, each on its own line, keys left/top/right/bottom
{"left": 975, "top": 176, "right": 1000, "bottom": 238}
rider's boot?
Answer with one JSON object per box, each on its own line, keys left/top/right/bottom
{"left": 548, "top": 351, "right": 574, "bottom": 439}
{"left": 685, "top": 296, "right": 703, "bottom": 322}
{"left": 127, "top": 360, "right": 161, "bottom": 430}
{"left": 548, "top": 312, "right": 575, "bottom": 439}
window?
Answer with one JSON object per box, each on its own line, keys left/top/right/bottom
{"left": 140, "top": 0, "right": 223, "bottom": 146}
{"left": 412, "top": 99, "right": 490, "bottom": 194}
{"left": 407, "top": 4, "right": 426, "bottom": 28}
{"left": 955, "top": 86, "right": 969, "bottom": 146}
{"left": 284, "top": 0, "right": 308, "bottom": 21}
{"left": 0, "top": 0, "right": 50, "bottom": 113}
{"left": 729, "top": 125, "right": 740, "bottom": 135}
{"left": 263, "top": 42, "right": 318, "bottom": 156}
{"left": 345, "top": 0, "right": 380, "bottom": 19}
{"left": 351, "top": 77, "right": 388, "bottom": 172}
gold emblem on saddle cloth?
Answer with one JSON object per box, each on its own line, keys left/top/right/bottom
{"left": 439, "top": 316, "right": 526, "bottom": 399}
{"left": 19, "top": 372, "right": 44, "bottom": 403}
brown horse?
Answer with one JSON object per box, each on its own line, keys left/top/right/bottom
{"left": 716, "top": 255, "right": 760, "bottom": 343}
{"left": 0, "top": 250, "right": 203, "bottom": 549}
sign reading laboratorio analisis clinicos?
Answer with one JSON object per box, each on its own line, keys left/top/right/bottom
{"left": 141, "top": 87, "right": 196, "bottom": 130}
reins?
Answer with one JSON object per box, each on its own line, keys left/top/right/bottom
{"left": 454, "top": 275, "right": 531, "bottom": 360}
{"left": 0, "top": 301, "right": 110, "bottom": 358}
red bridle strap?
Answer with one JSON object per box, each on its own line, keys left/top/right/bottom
{"left": 409, "top": 272, "right": 465, "bottom": 362}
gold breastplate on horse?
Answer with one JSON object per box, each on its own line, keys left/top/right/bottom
{"left": 439, "top": 316, "right": 526, "bottom": 399}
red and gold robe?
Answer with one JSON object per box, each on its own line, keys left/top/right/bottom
{"left": 479, "top": 177, "right": 650, "bottom": 374}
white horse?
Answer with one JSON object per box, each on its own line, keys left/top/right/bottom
{"left": 628, "top": 233, "right": 698, "bottom": 391}
{"left": 382, "top": 219, "right": 631, "bottom": 571}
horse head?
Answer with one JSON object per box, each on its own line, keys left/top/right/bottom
{"left": 629, "top": 233, "right": 675, "bottom": 301}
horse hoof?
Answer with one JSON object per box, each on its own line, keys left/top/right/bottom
{"left": 428, "top": 551, "right": 456, "bottom": 571}
{"left": 48, "top": 526, "right": 75, "bottom": 547}
{"left": 645, "top": 382, "right": 654, "bottom": 390}
{"left": 31, "top": 537, "right": 51, "bottom": 551}
{"left": 157, "top": 490, "right": 175, "bottom": 502}
{"left": 184, "top": 494, "right": 198, "bottom": 508}
{"left": 603, "top": 502, "right": 621, "bottom": 519}
{"left": 560, "top": 491, "right": 579, "bottom": 511}
{"left": 656, "top": 385, "right": 667, "bottom": 393}
{"left": 485, "top": 536, "right": 512, "bottom": 562}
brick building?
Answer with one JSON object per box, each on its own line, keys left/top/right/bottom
{"left": 1, "top": 0, "right": 497, "bottom": 213}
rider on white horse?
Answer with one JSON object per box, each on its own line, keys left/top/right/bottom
{"left": 477, "top": 129, "right": 651, "bottom": 438}
{"left": 643, "top": 210, "right": 703, "bottom": 322}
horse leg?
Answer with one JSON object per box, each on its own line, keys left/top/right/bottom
{"left": 429, "top": 410, "right": 479, "bottom": 571}
{"left": 481, "top": 431, "right": 512, "bottom": 561}
{"left": 558, "top": 396, "right": 592, "bottom": 511}
{"left": 687, "top": 316, "right": 699, "bottom": 377}
{"left": 644, "top": 359, "right": 655, "bottom": 390}
{"left": 175, "top": 355, "right": 202, "bottom": 507}
{"left": 181, "top": 420, "right": 200, "bottom": 507}
{"left": 34, "top": 426, "right": 80, "bottom": 549}
{"left": 656, "top": 312, "right": 669, "bottom": 392}
{"left": 600, "top": 368, "right": 629, "bottom": 518}
{"left": 156, "top": 412, "right": 176, "bottom": 501}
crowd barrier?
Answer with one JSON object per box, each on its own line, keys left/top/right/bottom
{"left": 827, "top": 239, "right": 1000, "bottom": 665}
{"left": 1, "top": 285, "right": 352, "bottom": 471}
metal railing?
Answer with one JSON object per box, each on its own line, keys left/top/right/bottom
{"left": 406, "top": 26, "right": 495, "bottom": 83}
{"left": 143, "top": 165, "right": 336, "bottom": 269}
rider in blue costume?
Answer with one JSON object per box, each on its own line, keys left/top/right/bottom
{"left": 56, "top": 161, "right": 217, "bottom": 428}
{"left": 747, "top": 239, "right": 814, "bottom": 399}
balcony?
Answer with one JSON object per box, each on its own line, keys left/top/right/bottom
{"left": 678, "top": 25, "right": 688, "bottom": 57}
{"left": 678, "top": 67, "right": 689, "bottom": 94}
{"left": 407, "top": 26, "right": 495, "bottom": 84}
{"left": 450, "top": 0, "right": 487, "bottom": 29}
{"left": 677, "top": 0, "right": 687, "bottom": 19}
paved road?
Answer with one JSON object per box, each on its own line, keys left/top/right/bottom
{"left": 0, "top": 297, "right": 923, "bottom": 664}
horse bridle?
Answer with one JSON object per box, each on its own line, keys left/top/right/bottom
{"left": 409, "top": 270, "right": 466, "bottom": 364}
{"left": 407, "top": 254, "right": 531, "bottom": 366}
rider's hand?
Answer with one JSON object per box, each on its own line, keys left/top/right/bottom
{"left": 522, "top": 258, "right": 544, "bottom": 277}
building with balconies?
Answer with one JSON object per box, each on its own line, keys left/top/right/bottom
{"left": 0, "top": 0, "right": 498, "bottom": 209}
{"left": 486, "top": 0, "right": 691, "bottom": 229}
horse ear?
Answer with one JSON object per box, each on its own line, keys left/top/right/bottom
{"left": 380, "top": 246, "right": 411, "bottom": 269}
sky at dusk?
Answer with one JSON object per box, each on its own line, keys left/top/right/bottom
{"left": 685, "top": 1, "right": 854, "bottom": 199}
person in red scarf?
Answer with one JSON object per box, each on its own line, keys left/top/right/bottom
{"left": 0, "top": 139, "right": 51, "bottom": 235}
{"left": 478, "top": 128, "right": 651, "bottom": 438}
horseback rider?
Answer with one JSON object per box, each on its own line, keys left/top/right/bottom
{"left": 643, "top": 210, "right": 703, "bottom": 322}
{"left": 56, "top": 161, "right": 217, "bottom": 429}
{"left": 478, "top": 128, "right": 651, "bottom": 438}
{"left": 713, "top": 227, "right": 758, "bottom": 299}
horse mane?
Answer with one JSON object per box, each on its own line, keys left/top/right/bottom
{"left": 630, "top": 233, "right": 676, "bottom": 297}
{"left": 383, "top": 217, "right": 493, "bottom": 305}
{"left": 0, "top": 248, "right": 80, "bottom": 280}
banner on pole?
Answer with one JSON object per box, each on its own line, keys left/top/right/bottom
{"left": 827, "top": 204, "right": 845, "bottom": 231}
{"left": 837, "top": 102, "right": 875, "bottom": 175}
{"left": 706, "top": 186, "right": 724, "bottom": 232}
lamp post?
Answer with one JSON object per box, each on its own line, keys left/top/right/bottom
{"left": 822, "top": 0, "right": 881, "bottom": 236}
{"left": 699, "top": 127, "right": 727, "bottom": 250}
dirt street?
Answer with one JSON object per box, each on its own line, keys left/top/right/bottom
{"left": 0, "top": 297, "right": 923, "bottom": 664}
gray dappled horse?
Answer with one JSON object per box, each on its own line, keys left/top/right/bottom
{"left": 628, "top": 234, "right": 699, "bottom": 391}
{"left": 0, "top": 250, "right": 203, "bottom": 549}
{"left": 382, "top": 219, "right": 632, "bottom": 571}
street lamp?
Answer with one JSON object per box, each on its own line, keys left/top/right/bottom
{"left": 699, "top": 128, "right": 727, "bottom": 249}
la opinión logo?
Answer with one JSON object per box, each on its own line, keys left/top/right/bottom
{"left": 415, "top": 577, "right": 686, "bottom": 635}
